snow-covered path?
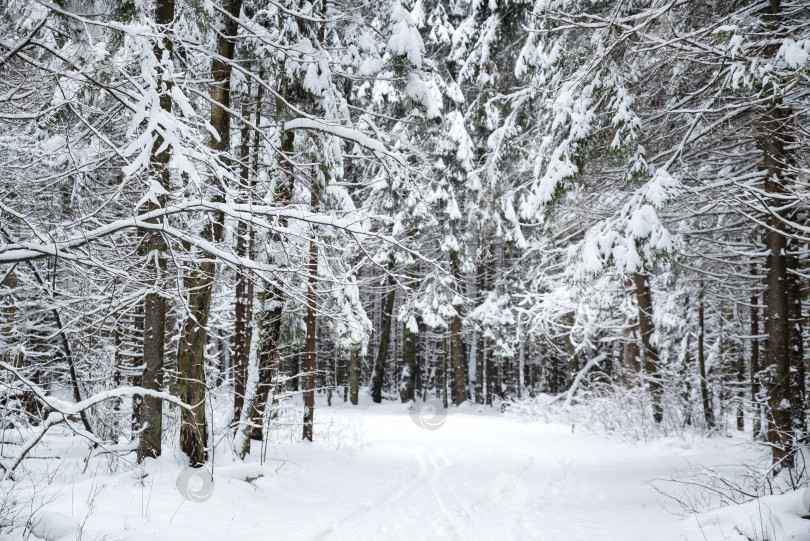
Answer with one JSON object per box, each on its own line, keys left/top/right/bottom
{"left": 23, "top": 402, "right": 755, "bottom": 541}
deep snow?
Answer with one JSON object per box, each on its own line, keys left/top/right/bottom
{"left": 3, "top": 398, "right": 763, "bottom": 540}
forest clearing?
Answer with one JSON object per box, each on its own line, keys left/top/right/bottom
{"left": 4, "top": 397, "right": 766, "bottom": 541}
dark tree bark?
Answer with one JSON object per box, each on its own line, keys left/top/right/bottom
{"left": 245, "top": 290, "right": 281, "bottom": 443}
{"left": 302, "top": 185, "right": 318, "bottom": 442}
{"left": 788, "top": 243, "right": 805, "bottom": 439}
{"left": 757, "top": 0, "right": 796, "bottom": 472}
{"left": 400, "top": 318, "right": 418, "bottom": 403}
{"left": 759, "top": 103, "right": 794, "bottom": 468}
{"left": 342, "top": 353, "right": 348, "bottom": 403}
{"left": 566, "top": 312, "right": 577, "bottom": 387}
{"left": 449, "top": 250, "right": 467, "bottom": 406}
{"left": 240, "top": 77, "right": 288, "bottom": 451}
{"left": 737, "top": 355, "right": 746, "bottom": 432}
{"left": 633, "top": 273, "right": 663, "bottom": 423}
{"left": 449, "top": 311, "right": 466, "bottom": 405}
{"left": 474, "top": 253, "right": 486, "bottom": 404}
{"left": 289, "top": 354, "right": 300, "bottom": 389}
{"left": 371, "top": 275, "right": 396, "bottom": 403}
{"left": 348, "top": 348, "right": 359, "bottom": 405}
{"left": 697, "top": 286, "right": 714, "bottom": 429}
{"left": 327, "top": 352, "right": 334, "bottom": 407}
{"left": 485, "top": 353, "right": 495, "bottom": 405}
{"left": 130, "top": 304, "right": 145, "bottom": 437}
{"left": 442, "top": 344, "right": 449, "bottom": 409}
{"left": 764, "top": 197, "right": 792, "bottom": 467}
{"left": 681, "top": 341, "right": 693, "bottom": 426}
{"left": 623, "top": 278, "right": 641, "bottom": 385}
{"left": 137, "top": 0, "right": 174, "bottom": 462}
{"left": 301, "top": 0, "right": 329, "bottom": 442}
{"left": 177, "top": 0, "right": 243, "bottom": 467}
{"left": 474, "top": 331, "right": 484, "bottom": 404}
{"left": 751, "top": 265, "right": 762, "bottom": 438}
{"left": 232, "top": 82, "right": 254, "bottom": 429}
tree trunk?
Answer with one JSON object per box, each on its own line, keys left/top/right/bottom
{"left": 759, "top": 103, "right": 794, "bottom": 468}
{"left": 623, "top": 278, "right": 641, "bottom": 386}
{"left": 371, "top": 276, "right": 396, "bottom": 403}
{"left": 442, "top": 343, "right": 449, "bottom": 409}
{"left": 517, "top": 313, "right": 525, "bottom": 399}
{"left": 342, "top": 352, "right": 348, "bottom": 403}
{"left": 240, "top": 77, "right": 288, "bottom": 450}
{"left": 244, "top": 289, "right": 282, "bottom": 444}
{"left": 348, "top": 348, "right": 359, "bottom": 405}
{"left": 566, "top": 312, "right": 577, "bottom": 387}
{"left": 751, "top": 265, "right": 762, "bottom": 438}
{"left": 327, "top": 352, "right": 334, "bottom": 407}
{"left": 448, "top": 249, "right": 467, "bottom": 406}
{"left": 400, "top": 317, "right": 418, "bottom": 402}
{"left": 449, "top": 308, "right": 466, "bottom": 405}
{"left": 474, "top": 251, "right": 486, "bottom": 404}
{"left": 475, "top": 331, "right": 484, "bottom": 404}
{"left": 697, "top": 286, "right": 714, "bottom": 429}
{"left": 302, "top": 186, "right": 318, "bottom": 442}
{"left": 737, "top": 355, "right": 746, "bottom": 432}
{"left": 633, "top": 273, "right": 663, "bottom": 423}
{"left": 137, "top": 0, "right": 174, "bottom": 462}
{"left": 757, "top": 0, "right": 795, "bottom": 472}
{"left": 176, "top": 269, "right": 215, "bottom": 466}
{"left": 177, "top": 0, "right": 243, "bottom": 466}
{"left": 131, "top": 304, "right": 145, "bottom": 438}
{"left": 302, "top": 0, "right": 327, "bottom": 440}
{"left": 232, "top": 82, "right": 253, "bottom": 429}
{"left": 764, "top": 203, "right": 792, "bottom": 467}
{"left": 788, "top": 243, "right": 805, "bottom": 440}
{"left": 681, "top": 337, "right": 693, "bottom": 426}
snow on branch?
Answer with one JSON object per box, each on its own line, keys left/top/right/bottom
{"left": 0, "top": 360, "right": 194, "bottom": 479}
{"left": 284, "top": 118, "right": 405, "bottom": 166}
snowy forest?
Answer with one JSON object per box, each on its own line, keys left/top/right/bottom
{"left": 0, "top": 0, "right": 809, "bottom": 539}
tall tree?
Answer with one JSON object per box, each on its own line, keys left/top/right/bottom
{"left": 177, "top": 0, "right": 244, "bottom": 466}
{"left": 137, "top": 0, "right": 175, "bottom": 462}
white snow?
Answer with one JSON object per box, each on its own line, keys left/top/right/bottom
{"left": 779, "top": 39, "right": 810, "bottom": 69}
{"left": 405, "top": 73, "right": 442, "bottom": 119}
{"left": 5, "top": 398, "right": 759, "bottom": 541}
{"left": 386, "top": 1, "right": 425, "bottom": 68}
{"left": 29, "top": 512, "right": 78, "bottom": 541}
{"left": 698, "top": 487, "right": 810, "bottom": 541}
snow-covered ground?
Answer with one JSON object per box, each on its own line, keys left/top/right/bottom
{"left": 3, "top": 398, "right": 764, "bottom": 540}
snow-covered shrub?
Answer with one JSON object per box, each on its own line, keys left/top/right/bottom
{"left": 650, "top": 448, "right": 810, "bottom": 540}
{"left": 0, "top": 474, "right": 55, "bottom": 539}
{"left": 503, "top": 381, "right": 693, "bottom": 441}
{"left": 654, "top": 448, "right": 810, "bottom": 514}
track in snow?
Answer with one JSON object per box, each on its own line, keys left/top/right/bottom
{"left": 26, "top": 401, "right": 755, "bottom": 541}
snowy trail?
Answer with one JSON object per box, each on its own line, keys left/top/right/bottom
{"left": 26, "top": 402, "right": 754, "bottom": 541}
